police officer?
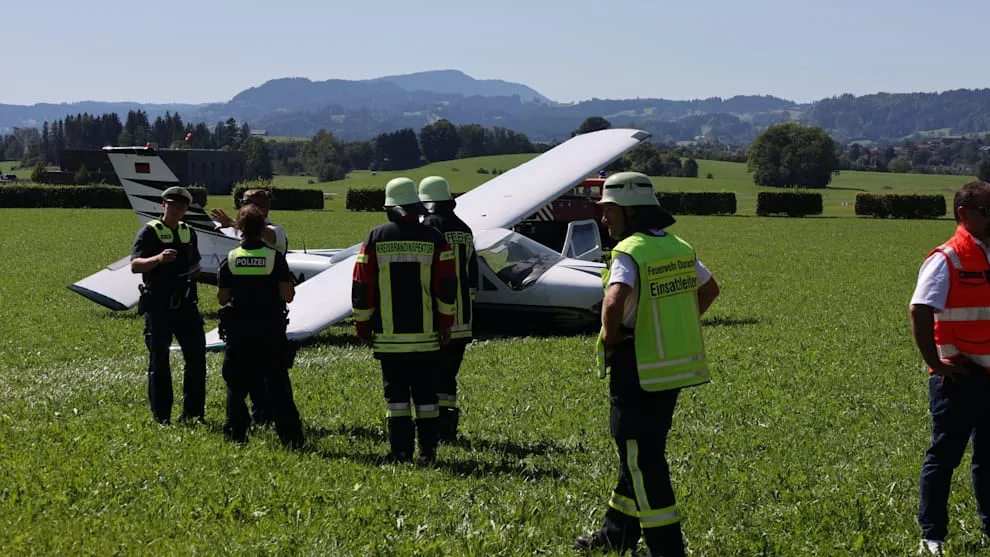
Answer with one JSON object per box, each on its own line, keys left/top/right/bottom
{"left": 575, "top": 172, "right": 720, "bottom": 557}
{"left": 351, "top": 177, "right": 458, "bottom": 463}
{"left": 418, "top": 176, "right": 478, "bottom": 442}
{"left": 130, "top": 186, "right": 207, "bottom": 425}
{"left": 216, "top": 204, "right": 305, "bottom": 449}
{"left": 910, "top": 180, "right": 990, "bottom": 555}
{"left": 211, "top": 187, "right": 287, "bottom": 425}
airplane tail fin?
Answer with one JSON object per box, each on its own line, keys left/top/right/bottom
{"left": 103, "top": 146, "right": 221, "bottom": 233}
{"left": 103, "top": 146, "right": 239, "bottom": 266}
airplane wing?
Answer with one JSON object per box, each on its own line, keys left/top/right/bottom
{"left": 67, "top": 255, "right": 142, "bottom": 311}
{"left": 453, "top": 128, "right": 650, "bottom": 230}
{"left": 192, "top": 128, "right": 649, "bottom": 349}
{"left": 201, "top": 253, "right": 359, "bottom": 350}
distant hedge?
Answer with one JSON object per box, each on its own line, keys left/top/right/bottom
{"left": 346, "top": 188, "right": 384, "bottom": 211}
{"left": 0, "top": 184, "right": 207, "bottom": 208}
{"left": 855, "top": 193, "right": 946, "bottom": 219}
{"left": 232, "top": 185, "right": 324, "bottom": 210}
{"left": 756, "top": 192, "right": 823, "bottom": 217}
{"left": 656, "top": 192, "right": 736, "bottom": 215}
{"left": 346, "top": 187, "right": 464, "bottom": 212}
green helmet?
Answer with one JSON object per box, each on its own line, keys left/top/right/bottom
{"left": 596, "top": 171, "right": 660, "bottom": 207}
{"left": 418, "top": 176, "right": 453, "bottom": 202}
{"left": 384, "top": 177, "right": 422, "bottom": 207}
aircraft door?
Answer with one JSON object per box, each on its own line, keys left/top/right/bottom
{"left": 561, "top": 219, "right": 603, "bottom": 262}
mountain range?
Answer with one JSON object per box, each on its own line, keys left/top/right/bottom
{"left": 3, "top": 70, "right": 990, "bottom": 144}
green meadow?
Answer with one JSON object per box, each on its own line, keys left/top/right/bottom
{"left": 268, "top": 156, "right": 967, "bottom": 218}
{"left": 0, "top": 192, "right": 986, "bottom": 554}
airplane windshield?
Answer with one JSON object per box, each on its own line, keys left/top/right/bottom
{"left": 479, "top": 231, "right": 564, "bottom": 290}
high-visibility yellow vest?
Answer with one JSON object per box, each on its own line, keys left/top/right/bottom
{"left": 596, "top": 232, "right": 710, "bottom": 391}
{"left": 227, "top": 246, "right": 276, "bottom": 276}
{"left": 148, "top": 219, "right": 191, "bottom": 244}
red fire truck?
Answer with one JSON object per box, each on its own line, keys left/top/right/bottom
{"left": 512, "top": 176, "right": 616, "bottom": 259}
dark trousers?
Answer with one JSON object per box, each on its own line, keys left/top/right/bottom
{"left": 221, "top": 333, "right": 304, "bottom": 449}
{"left": 436, "top": 341, "right": 467, "bottom": 439}
{"left": 381, "top": 355, "right": 439, "bottom": 460}
{"left": 248, "top": 376, "right": 272, "bottom": 426}
{"left": 601, "top": 340, "right": 686, "bottom": 557}
{"left": 143, "top": 304, "right": 206, "bottom": 424}
{"left": 919, "top": 369, "right": 990, "bottom": 540}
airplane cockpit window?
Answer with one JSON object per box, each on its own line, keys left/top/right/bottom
{"left": 478, "top": 232, "right": 564, "bottom": 291}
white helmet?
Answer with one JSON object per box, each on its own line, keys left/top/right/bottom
{"left": 596, "top": 172, "right": 660, "bottom": 207}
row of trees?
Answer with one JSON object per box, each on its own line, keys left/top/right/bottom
{"left": 744, "top": 122, "right": 990, "bottom": 188}
{"left": 2, "top": 112, "right": 541, "bottom": 183}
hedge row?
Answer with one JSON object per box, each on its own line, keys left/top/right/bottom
{"left": 756, "top": 192, "right": 823, "bottom": 217}
{"left": 345, "top": 187, "right": 464, "bottom": 212}
{"left": 0, "top": 184, "right": 207, "bottom": 208}
{"left": 656, "top": 192, "right": 737, "bottom": 215}
{"left": 854, "top": 193, "right": 946, "bottom": 219}
{"left": 232, "top": 185, "right": 324, "bottom": 211}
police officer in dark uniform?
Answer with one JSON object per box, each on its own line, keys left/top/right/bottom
{"left": 216, "top": 204, "right": 304, "bottom": 449}
{"left": 130, "top": 186, "right": 207, "bottom": 425}
{"left": 418, "top": 176, "right": 478, "bottom": 441}
{"left": 352, "top": 177, "right": 458, "bottom": 463}
{"left": 211, "top": 188, "right": 288, "bottom": 426}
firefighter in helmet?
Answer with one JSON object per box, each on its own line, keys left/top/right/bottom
{"left": 418, "top": 176, "right": 479, "bottom": 441}
{"left": 575, "top": 172, "right": 720, "bottom": 557}
{"left": 351, "top": 177, "right": 458, "bottom": 462}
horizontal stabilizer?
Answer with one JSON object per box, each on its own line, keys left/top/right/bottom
{"left": 67, "top": 256, "right": 141, "bottom": 311}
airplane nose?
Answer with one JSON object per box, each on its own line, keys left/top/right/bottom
{"left": 537, "top": 261, "right": 604, "bottom": 313}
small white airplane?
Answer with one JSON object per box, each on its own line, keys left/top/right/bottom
{"left": 67, "top": 128, "right": 652, "bottom": 348}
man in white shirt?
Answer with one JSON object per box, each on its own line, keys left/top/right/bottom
{"left": 910, "top": 180, "right": 990, "bottom": 555}
{"left": 211, "top": 189, "right": 288, "bottom": 254}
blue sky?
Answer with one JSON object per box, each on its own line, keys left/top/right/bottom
{"left": 6, "top": 0, "right": 989, "bottom": 105}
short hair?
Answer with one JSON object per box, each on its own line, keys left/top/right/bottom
{"left": 953, "top": 181, "right": 990, "bottom": 221}
{"left": 236, "top": 204, "right": 267, "bottom": 239}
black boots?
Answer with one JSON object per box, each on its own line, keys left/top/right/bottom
{"left": 438, "top": 407, "right": 460, "bottom": 443}
{"left": 573, "top": 527, "right": 639, "bottom": 553}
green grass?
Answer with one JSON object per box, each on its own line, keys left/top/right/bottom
{"left": 0, "top": 160, "right": 27, "bottom": 175}
{"left": 264, "top": 156, "right": 972, "bottom": 218}
{"left": 1, "top": 206, "right": 988, "bottom": 554}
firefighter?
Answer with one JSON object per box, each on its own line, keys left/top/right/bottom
{"left": 351, "top": 177, "right": 458, "bottom": 463}
{"left": 216, "top": 204, "right": 304, "bottom": 449}
{"left": 418, "top": 176, "right": 478, "bottom": 441}
{"left": 210, "top": 188, "right": 287, "bottom": 425}
{"left": 130, "top": 186, "right": 207, "bottom": 426}
{"left": 575, "top": 172, "right": 720, "bottom": 557}
{"left": 910, "top": 180, "right": 990, "bottom": 555}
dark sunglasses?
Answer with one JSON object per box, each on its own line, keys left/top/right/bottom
{"left": 962, "top": 205, "right": 990, "bottom": 217}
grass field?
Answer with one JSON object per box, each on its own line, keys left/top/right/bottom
{"left": 264, "top": 155, "right": 969, "bottom": 218}
{"left": 2, "top": 201, "right": 989, "bottom": 555}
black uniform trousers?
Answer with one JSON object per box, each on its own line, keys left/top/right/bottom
{"left": 221, "top": 327, "right": 304, "bottom": 449}
{"left": 380, "top": 353, "right": 440, "bottom": 460}
{"left": 143, "top": 302, "right": 206, "bottom": 425}
{"left": 918, "top": 365, "right": 990, "bottom": 541}
{"left": 601, "top": 339, "right": 686, "bottom": 557}
{"left": 436, "top": 340, "right": 467, "bottom": 439}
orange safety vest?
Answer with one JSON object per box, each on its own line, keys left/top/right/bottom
{"left": 931, "top": 225, "right": 990, "bottom": 371}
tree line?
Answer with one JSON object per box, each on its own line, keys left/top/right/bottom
{"left": 2, "top": 111, "right": 541, "bottom": 183}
